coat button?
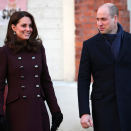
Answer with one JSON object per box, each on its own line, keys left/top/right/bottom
{"left": 21, "top": 76, "right": 25, "bottom": 79}
{"left": 23, "top": 96, "right": 27, "bottom": 99}
{"left": 21, "top": 86, "right": 25, "bottom": 89}
{"left": 36, "top": 85, "right": 39, "bottom": 88}
{"left": 37, "top": 95, "right": 40, "bottom": 98}
{"left": 34, "top": 65, "right": 38, "bottom": 68}
{"left": 35, "top": 75, "right": 38, "bottom": 78}
{"left": 32, "top": 56, "right": 35, "bottom": 59}
{"left": 20, "top": 66, "right": 24, "bottom": 69}
{"left": 18, "top": 57, "right": 22, "bottom": 60}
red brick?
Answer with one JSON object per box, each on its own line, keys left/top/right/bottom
{"left": 75, "top": 0, "right": 83, "bottom": 4}
{"left": 93, "top": 11, "right": 97, "bottom": 17}
{"left": 75, "top": 11, "right": 83, "bottom": 17}
{"left": 92, "top": 23, "right": 98, "bottom": 29}
{"left": 76, "top": 47, "right": 82, "bottom": 54}
{"left": 119, "top": 17, "right": 124, "bottom": 22}
{"left": 84, "top": 11, "right": 93, "bottom": 16}
{"left": 89, "top": 17, "right": 97, "bottom": 23}
{"left": 75, "top": 5, "right": 87, "bottom": 11}
{"left": 124, "top": 17, "right": 130, "bottom": 22}
{"left": 76, "top": 42, "right": 83, "bottom": 47}
{"left": 83, "top": 0, "right": 94, "bottom": 4}
{"left": 94, "top": 0, "right": 103, "bottom": 4}
{"left": 75, "top": 30, "right": 84, "bottom": 36}
{"left": 75, "top": 18, "right": 81, "bottom": 23}
{"left": 84, "top": 35, "right": 93, "bottom": 40}
{"left": 116, "top": 4, "right": 127, "bottom": 10}
{"left": 75, "top": 72, "right": 78, "bottom": 78}
{"left": 76, "top": 53, "right": 82, "bottom": 59}
{"left": 121, "top": 0, "right": 127, "bottom": 3}
{"left": 84, "top": 30, "right": 88, "bottom": 35}
{"left": 124, "top": 29, "right": 130, "bottom": 33}
{"left": 87, "top": 5, "right": 95, "bottom": 10}
{"left": 75, "top": 24, "right": 83, "bottom": 30}
{"left": 75, "top": 36, "right": 84, "bottom": 42}
{"left": 113, "top": 0, "right": 121, "bottom": 4}
{"left": 122, "top": 23, "right": 130, "bottom": 28}
{"left": 94, "top": 4, "right": 102, "bottom": 11}
{"left": 103, "top": 0, "right": 112, "bottom": 3}
{"left": 119, "top": 11, "right": 129, "bottom": 17}
{"left": 75, "top": 17, "right": 88, "bottom": 23}
{"left": 83, "top": 23, "right": 92, "bottom": 29}
{"left": 88, "top": 29, "right": 98, "bottom": 35}
{"left": 81, "top": 17, "right": 88, "bottom": 23}
{"left": 75, "top": 65, "right": 80, "bottom": 72}
{"left": 75, "top": 59, "right": 80, "bottom": 66}
{"left": 119, "top": 17, "right": 130, "bottom": 23}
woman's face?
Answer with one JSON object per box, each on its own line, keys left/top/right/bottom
{"left": 7, "top": 0, "right": 17, "bottom": 6}
{"left": 12, "top": 17, "right": 33, "bottom": 40}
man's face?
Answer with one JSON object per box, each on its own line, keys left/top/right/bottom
{"left": 96, "top": 7, "right": 117, "bottom": 34}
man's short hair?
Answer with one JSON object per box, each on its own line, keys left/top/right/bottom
{"left": 108, "top": 5, "right": 119, "bottom": 18}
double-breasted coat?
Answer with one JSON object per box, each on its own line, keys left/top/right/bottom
{"left": 78, "top": 31, "right": 131, "bottom": 131}
{"left": 0, "top": 44, "right": 60, "bottom": 131}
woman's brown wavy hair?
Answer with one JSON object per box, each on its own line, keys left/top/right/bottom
{"left": 4, "top": 11, "right": 42, "bottom": 53}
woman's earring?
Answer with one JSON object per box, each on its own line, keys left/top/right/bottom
{"left": 14, "top": 32, "right": 16, "bottom": 35}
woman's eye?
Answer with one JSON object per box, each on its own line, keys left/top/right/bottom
{"left": 22, "top": 24, "right": 26, "bottom": 27}
{"left": 29, "top": 25, "right": 32, "bottom": 28}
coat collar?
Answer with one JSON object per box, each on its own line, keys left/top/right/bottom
{"left": 97, "top": 31, "right": 131, "bottom": 63}
{"left": 7, "top": 45, "right": 41, "bottom": 55}
{"left": 97, "top": 33, "right": 116, "bottom": 63}
{"left": 116, "top": 31, "right": 131, "bottom": 63}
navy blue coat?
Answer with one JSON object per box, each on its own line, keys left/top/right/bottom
{"left": 78, "top": 31, "right": 131, "bottom": 131}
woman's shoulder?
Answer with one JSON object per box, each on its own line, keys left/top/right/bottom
{"left": 0, "top": 46, "right": 6, "bottom": 56}
{"left": 0, "top": 44, "right": 9, "bottom": 51}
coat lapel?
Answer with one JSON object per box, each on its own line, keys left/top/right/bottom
{"left": 97, "top": 33, "right": 116, "bottom": 63}
{"left": 116, "top": 31, "right": 131, "bottom": 63}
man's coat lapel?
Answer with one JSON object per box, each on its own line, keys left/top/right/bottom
{"left": 97, "top": 33, "right": 116, "bottom": 63}
{"left": 116, "top": 31, "right": 131, "bottom": 63}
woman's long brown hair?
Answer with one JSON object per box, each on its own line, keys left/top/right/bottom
{"left": 4, "top": 11, "right": 42, "bottom": 53}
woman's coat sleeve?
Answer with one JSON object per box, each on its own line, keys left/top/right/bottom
{"left": 0, "top": 47, "right": 7, "bottom": 115}
{"left": 41, "top": 45, "right": 60, "bottom": 114}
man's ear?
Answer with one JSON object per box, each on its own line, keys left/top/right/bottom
{"left": 11, "top": 24, "right": 16, "bottom": 32}
{"left": 114, "top": 15, "right": 118, "bottom": 23}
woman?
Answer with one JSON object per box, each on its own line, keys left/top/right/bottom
{"left": 0, "top": 11, "right": 63, "bottom": 131}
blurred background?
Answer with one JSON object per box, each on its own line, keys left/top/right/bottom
{"left": 0, "top": 0, "right": 131, "bottom": 130}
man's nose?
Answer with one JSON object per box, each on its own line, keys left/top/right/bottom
{"left": 97, "top": 20, "right": 102, "bottom": 26}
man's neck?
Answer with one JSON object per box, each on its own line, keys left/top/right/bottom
{"left": 110, "top": 25, "right": 118, "bottom": 34}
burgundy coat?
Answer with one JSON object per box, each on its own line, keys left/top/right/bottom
{"left": 0, "top": 44, "right": 61, "bottom": 131}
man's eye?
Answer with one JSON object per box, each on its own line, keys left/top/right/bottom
{"left": 96, "top": 18, "right": 99, "bottom": 21}
{"left": 102, "top": 18, "right": 107, "bottom": 21}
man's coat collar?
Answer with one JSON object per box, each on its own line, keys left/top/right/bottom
{"left": 97, "top": 31, "right": 131, "bottom": 63}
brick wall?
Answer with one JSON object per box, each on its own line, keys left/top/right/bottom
{"left": 75, "top": 0, "right": 130, "bottom": 81}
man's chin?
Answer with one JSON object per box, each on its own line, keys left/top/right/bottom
{"left": 99, "top": 30, "right": 106, "bottom": 34}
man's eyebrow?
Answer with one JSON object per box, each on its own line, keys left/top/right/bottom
{"left": 96, "top": 17, "right": 107, "bottom": 19}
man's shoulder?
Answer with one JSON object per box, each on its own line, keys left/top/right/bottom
{"left": 123, "top": 30, "right": 131, "bottom": 37}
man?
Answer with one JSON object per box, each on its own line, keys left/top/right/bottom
{"left": 78, "top": 3, "right": 131, "bottom": 131}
